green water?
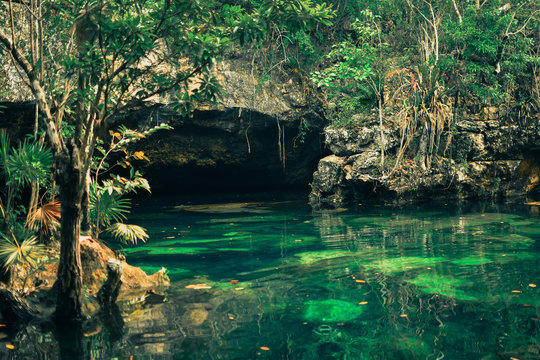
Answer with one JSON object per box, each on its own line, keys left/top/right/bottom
{"left": 3, "top": 197, "right": 540, "bottom": 359}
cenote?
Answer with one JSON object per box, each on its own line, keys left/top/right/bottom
{"left": 3, "top": 195, "right": 540, "bottom": 359}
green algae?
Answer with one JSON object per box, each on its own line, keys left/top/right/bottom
{"left": 303, "top": 299, "right": 364, "bottom": 323}
{"left": 294, "top": 250, "right": 353, "bottom": 265}
{"left": 363, "top": 256, "right": 445, "bottom": 273}
{"left": 451, "top": 257, "right": 493, "bottom": 266}
{"left": 407, "top": 273, "right": 477, "bottom": 301}
{"left": 490, "top": 251, "right": 538, "bottom": 264}
{"left": 395, "top": 337, "right": 433, "bottom": 358}
{"left": 489, "top": 233, "right": 535, "bottom": 249}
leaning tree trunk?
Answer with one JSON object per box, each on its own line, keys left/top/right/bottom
{"left": 54, "top": 145, "right": 85, "bottom": 323}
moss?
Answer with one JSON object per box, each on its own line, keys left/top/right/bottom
{"left": 451, "top": 257, "right": 493, "bottom": 266}
{"left": 407, "top": 273, "right": 477, "bottom": 301}
{"left": 303, "top": 299, "right": 364, "bottom": 323}
{"left": 363, "top": 256, "right": 445, "bottom": 273}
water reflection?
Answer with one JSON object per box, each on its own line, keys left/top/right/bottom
{"left": 1, "top": 202, "right": 539, "bottom": 359}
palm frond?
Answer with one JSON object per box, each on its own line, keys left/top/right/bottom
{"left": 28, "top": 200, "right": 61, "bottom": 233}
{"left": 107, "top": 223, "right": 149, "bottom": 244}
{"left": 5, "top": 141, "right": 53, "bottom": 187}
{"left": 89, "top": 184, "right": 130, "bottom": 228}
{"left": 0, "top": 232, "right": 45, "bottom": 269}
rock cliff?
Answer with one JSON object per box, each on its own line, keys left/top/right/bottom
{"left": 309, "top": 107, "right": 540, "bottom": 209}
{"left": 114, "top": 55, "right": 326, "bottom": 193}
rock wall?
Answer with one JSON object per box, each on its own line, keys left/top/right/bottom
{"left": 0, "top": 54, "right": 328, "bottom": 194}
{"left": 309, "top": 108, "right": 540, "bottom": 209}
{"left": 114, "top": 56, "right": 327, "bottom": 193}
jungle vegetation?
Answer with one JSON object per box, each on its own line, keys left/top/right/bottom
{"left": 0, "top": 0, "right": 538, "bottom": 326}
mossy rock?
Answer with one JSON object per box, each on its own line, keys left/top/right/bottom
{"left": 363, "top": 256, "right": 445, "bottom": 273}
{"left": 407, "top": 273, "right": 477, "bottom": 301}
{"left": 451, "top": 257, "right": 493, "bottom": 266}
{"left": 303, "top": 299, "right": 364, "bottom": 323}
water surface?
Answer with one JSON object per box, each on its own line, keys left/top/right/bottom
{"left": 3, "top": 197, "right": 540, "bottom": 359}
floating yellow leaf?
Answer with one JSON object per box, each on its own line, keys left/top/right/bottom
{"left": 6, "top": 344, "right": 14, "bottom": 350}
{"left": 229, "top": 316, "right": 235, "bottom": 320}
{"left": 512, "top": 290, "right": 522, "bottom": 293}
{"left": 358, "top": 301, "right": 368, "bottom": 305}
{"left": 400, "top": 314, "right": 408, "bottom": 318}
{"left": 260, "top": 347, "right": 270, "bottom": 351}
{"left": 529, "top": 284, "right": 537, "bottom": 288}
{"left": 355, "top": 279, "right": 366, "bottom": 283}
{"left": 186, "top": 283, "right": 212, "bottom": 289}
{"left": 234, "top": 287, "right": 245, "bottom": 291}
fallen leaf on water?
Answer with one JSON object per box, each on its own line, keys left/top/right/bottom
{"left": 358, "top": 301, "right": 368, "bottom": 305}
{"left": 234, "top": 287, "right": 245, "bottom": 291}
{"left": 186, "top": 284, "right": 212, "bottom": 290}
{"left": 529, "top": 284, "right": 537, "bottom": 288}
{"left": 6, "top": 344, "right": 14, "bottom": 350}
{"left": 400, "top": 314, "right": 408, "bottom": 318}
{"left": 260, "top": 347, "right": 270, "bottom": 351}
{"left": 230, "top": 280, "right": 239, "bottom": 284}
{"left": 294, "top": 239, "right": 303, "bottom": 242}
{"left": 355, "top": 279, "right": 366, "bottom": 283}
{"left": 165, "top": 236, "right": 174, "bottom": 239}
{"left": 512, "top": 290, "right": 522, "bottom": 293}
{"left": 0, "top": 324, "right": 6, "bottom": 327}
{"left": 229, "top": 316, "right": 235, "bottom": 320}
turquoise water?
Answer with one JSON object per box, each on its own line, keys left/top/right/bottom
{"left": 3, "top": 197, "right": 540, "bottom": 359}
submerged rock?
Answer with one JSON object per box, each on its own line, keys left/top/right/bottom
{"left": 303, "top": 299, "right": 364, "bottom": 323}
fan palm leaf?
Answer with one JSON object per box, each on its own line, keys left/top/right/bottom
{"left": 28, "top": 200, "right": 61, "bottom": 233}
{"left": 89, "top": 184, "right": 130, "bottom": 228}
{"left": 6, "top": 141, "right": 53, "bottom": 187}
{"left": 0, "top": 232, "right": 45, "bottom": 269}
{"left": 107, "top": 223, "right": 149, "bottom": 244}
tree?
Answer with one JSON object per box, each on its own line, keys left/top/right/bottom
{"left": 311, "top": 10, "right": 390, "bottom": 165}
{"left": 0, "top": 0, "right": 333, "bottom": 323}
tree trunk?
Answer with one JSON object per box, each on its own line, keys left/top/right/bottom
{"left": 80, "top": 177, "right": 91, "bottom": 236}
{"left": 53, "top": 146, "right": 84, "bottom": 323}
